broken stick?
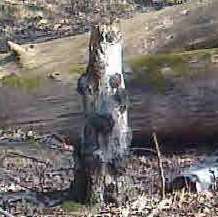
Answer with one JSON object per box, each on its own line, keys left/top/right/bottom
{"left": 152, "top": 132, "right": 165, "bottom": 200}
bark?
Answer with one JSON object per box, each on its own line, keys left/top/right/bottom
{"left": 73, "top": 21, "right": 131, "bottom": 204}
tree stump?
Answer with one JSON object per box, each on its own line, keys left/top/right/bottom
{"left": 73, "top": 21, "right": 131, "bottom": 204}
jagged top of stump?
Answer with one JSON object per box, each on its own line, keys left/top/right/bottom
{"left": 90, "top": 18, "right": 122, "bottom": 45}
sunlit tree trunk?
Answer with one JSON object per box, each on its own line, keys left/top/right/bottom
{"left": 73, "top": 21, "right": 131, "bottom": 204}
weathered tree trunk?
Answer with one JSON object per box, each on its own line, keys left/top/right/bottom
{"left": 73, "top": 21, "right": 131, "bottom": 204}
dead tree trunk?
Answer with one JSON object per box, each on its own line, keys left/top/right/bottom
{"left": 73, "top": 21, "right": 131, "bottom": 204}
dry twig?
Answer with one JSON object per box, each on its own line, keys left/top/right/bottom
{"left": 152, "top": 132, "right": 165, "bottom": 200}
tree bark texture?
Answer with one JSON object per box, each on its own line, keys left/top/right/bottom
{"left": 74, "top": 21, "right": 131, "bottom": 204}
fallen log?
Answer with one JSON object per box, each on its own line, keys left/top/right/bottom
{"left": 7, "top": 41, "right": 37, "bottom": 69}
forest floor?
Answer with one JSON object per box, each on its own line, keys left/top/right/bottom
{"left": 1, "top": 1, "right": 218, "bottom": 217}
{"left": 1, "top": 134, "right": 218, "bottom": 217}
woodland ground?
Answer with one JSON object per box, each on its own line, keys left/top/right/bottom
{"left": 0, "top": 1, "right": 218, "bottom": 217}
